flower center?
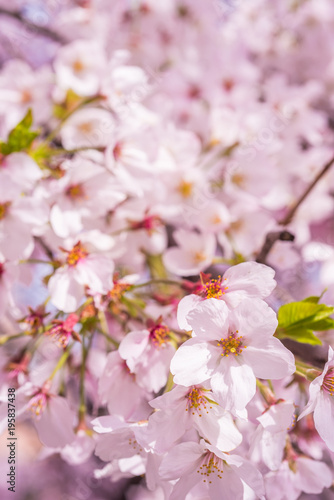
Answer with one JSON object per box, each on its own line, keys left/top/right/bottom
{"left": 29, "top": 393, "right": 48, "bottom": 418}
{"left": 77, "top": 122, "right": 93, "bottom": 134}
{"left": 47, "top": 314, "right": 79, "bottom": 348}
{"left": 231, "top": 173, "right": 245, "bottom": 187}
{"left": 66, "top": 183, "right": 85, "bottom": 200}
{"left": 186, "top": 387, "right": 212, "bottom": 417}
{"left": 322, "top": 367, "right": 334, "bottom": 396}
{"left": 108, "top": 282, "right": 131, "bottom": 301}
{"left": 149, "top": 325, "right": 170, "bottom": 347}
{"left": 128, "top": 436, "right": 144, "bottom": 454}
{"left": 193, "top": 251, "right": 207, "bottom": 264}
{"left": 65, "top": 241, "right": 88, "bottom": 266}
{"left": 197, "top": 452, "right": 224, "bottom": 483}
{"left": 201, "top": 276, "right": 228, "bottom": 299}
{"left": 21, "top": 89, "right": 33, "bottom": 103}
{"left": 177, "top": 179, "right": 193, "bottom": 198}
{"left": 218, "top": 331, "right": 246, "bottom": 357}
{"left": 0, "top": 201, "right": 11, "bottom": 220}
{"left": 72, "top": 59, "right": 86, "bottom": 73}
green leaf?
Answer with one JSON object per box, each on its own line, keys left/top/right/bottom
{"left": 276, "top": 300, "right": 334, "bottom": 345}
{"left": 0, "top": 109, "right": 39, "bottom": 155}
{"left": 278, "top": 327, "right": 322, "bottom": 345}
{"left": 53, "top": 89, "right": 82, "bottom": 119}
{"left": 302, "top": 296, "right": 320, "bottom": 304}
{"left": 309, "top": 318, "right": 334, "bottom": 331}
{"left": 29, "top": 143, "right": 55, "bottom": 169}
{"left": 278, "top": 302, "right": 334, "bottom": 329}
{"left": 302, "top": 289, "right": 327, "bottom": 304}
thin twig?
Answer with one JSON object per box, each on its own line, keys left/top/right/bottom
{"left": 256, "top": 154, "right": 334, "bottom": 264}
{"left": 0, "top": 7, "right": 66, "bottom": 44}
{"left": 279, "top": 154, "right": 334, "bottom": 226}
{"left": 256, "top": 230, "right": 295, "bottom": 264}
{"left": 34, "top": 236, "right": 55, "bottom": 261}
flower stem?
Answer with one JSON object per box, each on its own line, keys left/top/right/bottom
{"left": 256, "top": 379, "right": 276, "bottom": 405}
{"left": 133, "top": 279, "right": 182, "bottom": 289}
{"left": 48, "top": 344, "right": 73, "bottom": 381}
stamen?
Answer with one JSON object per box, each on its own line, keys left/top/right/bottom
{"left": 0, "top": 201, "right": 11, "bottom": 220}
{"left": 196, "top": 452, "right": 224, "bottom": 482}
{"left": 322, "top": 367, "right": 334, "bottom": 396}
{"left": 29, "top": 392, "right": 48, "bottom": 418}
{"left": 108, "top": 282, "right": 131, "bottom": 301}
{"left": 218, "top": 331, "right": 246, "bottom": 357}
{"left": 177, "top": 180, "right": 193, "bottom": 198}
{"left": 193, "top": 251, "right": 206, "bottom": 264}
{"left": 77, "top": 122, "right": 93, "bottom": 134}
{"left": 185, "top": 387, "right": 213, "bottom": 417}
{"left": 201, "top": 276, "right": 228, "bottom": 299}
{"left": 72, "top": 59, "right": 85, "bottom": 73}
{"left": 64, "top": 241, "right": 88, "bottom": 267}
{"left": 66, "top": 183, "right": 85, "bottom": 200}
{"left": 149, "top": 324, "right": 170, "bottom": 348}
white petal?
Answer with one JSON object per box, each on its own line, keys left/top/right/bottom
{"left": 242, "top": 337, "right": 295, "bottom": 379}
{"left": 35, "top": 396, "right": 75, "bottom": 448}
{"left": 177, "top": 294, "right": 201, "bottom": 331}
{"left": 294, "top": 457, "right": 332, "bottom": 493}
{"left": 48, "top": 267, "right": 84, "bottom": 313}
{"left": 313, "top": 391, "right": 334, "bottom": 451}
{"left": 187, "top": 299, "right": 229, "bottom": 340}
{"left": 171, "top": 339, "right": 215, "bottom": 386}
{"left": 224, "top": 261, "right": 276, "bottom": 298}
{"left": 159, "top": 441, "right": 203, "bottom": 480}
{"left": 211, "top": 359, "right": 256, "bottom": 412}
{"left": 194, "top": 409, "right": 242, "bottom": 452}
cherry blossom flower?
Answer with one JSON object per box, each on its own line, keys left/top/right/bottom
{"left": 163, "top": 229, "right": 216, "bottom": 277}
{"left": 264, "top": 455, "right": 333, "bottom": 500}
{"left": 54, "top": 39, "right": 107, "bottom": 96}
{"left": 171, "top": 298, "right": 295, "bottom": 416}
{"left": 0, "top": 173, "right": 48, "bottom": 260}
{"left": 298, "top": 346, "right": 334, "bottom": 451}
{"left": 118, "top": 319, "right": 175, "bottom": 393}
{"left": 59, "top": 107, "right": 115, "bottom": 150}
{"left": 249, "top": 401, "right": 296, "bottom": 470}
{"left": 45, "top": 313, "right": 80, "bottom": 348}
{"left": 98, "top": 351, "right": 152, "bottom": 420}
{"left": 177, "top": 261, "right": 276, "bottom": 330}
{"left": 147, "top": 383, "right": 242, "bottom": 453}
{"left": 48, "top": 240, "right": 114, "bottom": 312}
{"left": 159, "top": 439, "right": 265, "bottom": 500}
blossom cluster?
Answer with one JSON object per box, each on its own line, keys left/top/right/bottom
{"left": 0, "top": 0, "right": 334, "bottom": 499}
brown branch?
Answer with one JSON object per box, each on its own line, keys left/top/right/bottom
{"left": 256, "top": 153, "right": 334, "bottom": 264}
{"left": 279, "top": 154, "right": 334, "bottom": 226}
{"left": 0, "top": 7, "right": 66, "bottom": 44}
{"left": 256, "top": 230, "right": 295, "bottom": 264}
{"left": 34, "top": 236, "right": 54, "bottom": 261}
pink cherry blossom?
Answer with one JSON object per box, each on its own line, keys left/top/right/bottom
{"left": 147, "top": 383, "right": 242, "bottom": 453}
{"left": 160, "top": 439, "right": 264, "bottom": 500}
{"left": 177, "top": 261, "right": 276, "bottom": 330}
{"left": 48, "top": 240, "right": 114, "bottom": 312}
{"left": 163, "top": 229, "right": 216, "bottom": 277}
{"left": 118, "top": 320, "right": 175, "bottom": 393}
{"left": 298, "top": 346, "right": 334, "bottom": 451}
{"left": 171, "top": 298, "right": 295, "bottom": 415}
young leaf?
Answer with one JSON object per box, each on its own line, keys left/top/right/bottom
{"left": 278, "top": 302, "right": 334, "bottom": 329}
{"left": 0, "top": 109, "right": 39, "bottom": 155}
{"left": 276, "top": 300, "right": 334, "bottom": 345}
